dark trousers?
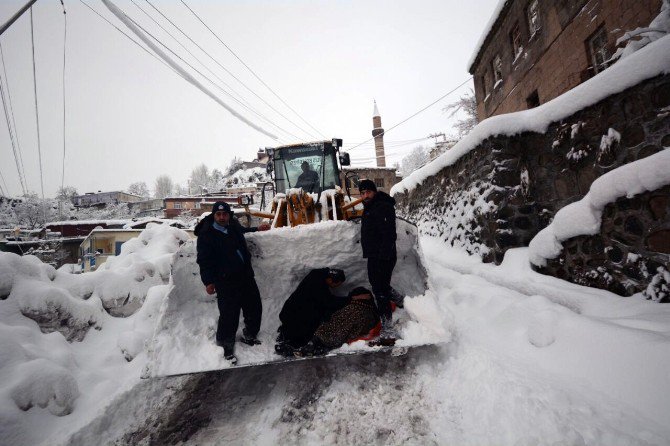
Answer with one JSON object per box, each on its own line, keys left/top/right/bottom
{"left": 214, "top": 275, "right": 262, "bottom": 346}
{"left": 367, "top": 254, "right": 396, "bottom": 319}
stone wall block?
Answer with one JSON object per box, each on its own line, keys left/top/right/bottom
{"left": 646, "top": 230, "right": 670, "bottom": 254}
{"left": 651, "top": 82, "right": 670, "bottom": 108}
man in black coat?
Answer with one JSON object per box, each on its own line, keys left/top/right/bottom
{"left": 358, "top": 179, "right": 398, "bottom": 340}
{"left": 195, "top": 201, "right": 269, "bottom": 364}
{"left": 275, "top": 268, "right": 347, "bottom": 356}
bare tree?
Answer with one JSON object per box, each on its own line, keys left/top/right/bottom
{"left": 189, "top": 164, "right": 210, "bottom": 194}
{"left": 127, "top": 181, "right": 150, "bottom": 198}
{"left": 56, "top": 186, "right": 78, "bottom": 203}
{"left": 400, "top": 145, "right": 430, "bottom": 177}
{"left": 154, "top": 175, "right": 174, "bottom": 199}
{"left": 443, "top": 89, "right": 479, "bottom": 137}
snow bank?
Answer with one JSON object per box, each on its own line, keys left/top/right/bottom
{"left": 146, "top": 219, "right": 438, "bottom": 377}
{"left": 393, "top": 35, "right": 670, "bottom": 196}
{"left": 528, "top": 149, "right": 670, "bottom": 266}
{"left": 0, "top": 224, "right": 188, "bottom": 445}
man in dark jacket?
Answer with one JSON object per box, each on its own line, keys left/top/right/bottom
{"left": 275, "top": 268, "right": 347, "bottom": 356}
{"left": 358, "top": 179, "right": 398, "bottom": 341}
{"left": 195, "top": 201, "right": 269, "bottom": 364}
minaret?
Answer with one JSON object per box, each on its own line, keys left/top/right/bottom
{"left": 372, "top": 100, "right": 386, "bottom": 167}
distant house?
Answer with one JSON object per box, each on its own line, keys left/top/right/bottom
{"left": 468, "top": 0, "right": 662, "bottom": 121}
{"left": 79, "top": 227, "right": 195, "bottom": 271}
{"left": 128, "top": 198, "right": 164, "bottom": 217}
{"left": 72, "top": 191, "right": 143, "bottom": 208}
{"left": 340, "top": 167, "right": 400, "bottom": 196}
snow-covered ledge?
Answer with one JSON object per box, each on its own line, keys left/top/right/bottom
{"left": 392, "top": 35, "right": 670, "bottom": 197}
{"left": 528, "top": 149, "right": 670, "bottom": 267}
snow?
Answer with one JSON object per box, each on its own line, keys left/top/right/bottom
{"left": 528, "top": 149, "right": 670, "bottom": 266}
{"left": 145, "top": 219, "right": 433, "bottom": 377}
{"left": 392, "top": 35, "right": 670, "bottom": 196}
{"left": 466, "top": 0, "right": 509, "bottom": 71}
{"left": 2, "top": 219, "right": 670, "bottom": 444}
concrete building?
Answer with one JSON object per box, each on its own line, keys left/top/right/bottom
{"left": 72, "top": 191, "right": 143, "bottom": 208}
{"left": 469, "top": 0, "right": 662, "bottom": 121}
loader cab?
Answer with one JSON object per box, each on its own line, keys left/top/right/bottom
{"left": 267, "top": 139, "right": 349, "bottom": 194}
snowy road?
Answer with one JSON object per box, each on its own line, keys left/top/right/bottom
{"left": 62, "top": 237, "right": 670, "bottom": 445}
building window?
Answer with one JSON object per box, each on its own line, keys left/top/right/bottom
{"left": 482, "top": 72, "right": 489, "bottom": 99}
{"left": 526, "top": 90, "right": 540, "bottom": 109}
{"left": 510, "top": 23, "right": 523, "bottom": 61}
{"left": 527, "top": 0, "right": 540, "bottom": 37}
{"left": 492, "top": 55, "right": 503, "bottom": 87}
{"left": 174, "top": 202, "right": 182, "bottom": 209}
{"left": 587, "top": 26, "right": 611, "bottom": 74}
{"left": 195, "top": 202, "right": 201, "bottom": 209}
{"left": 374, "top": 178, "right": 385, "bottom": 188}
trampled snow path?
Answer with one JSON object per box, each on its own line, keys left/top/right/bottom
{"left": 64, "top": 236, "right": 670, "bottom": 445}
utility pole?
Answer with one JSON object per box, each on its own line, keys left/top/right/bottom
{"left": 0, "top": 0, "right": 39, "bottom": 37}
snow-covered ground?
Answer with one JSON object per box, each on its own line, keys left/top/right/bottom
{"left": 2, "top": 221, "right": 670, "bottom": 445}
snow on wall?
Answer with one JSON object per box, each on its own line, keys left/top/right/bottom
{"left": 528, "top": 149, "right": 670, "bottom": 267}
{"left": 393, "top": 35, "right": 670, "bottom": 197}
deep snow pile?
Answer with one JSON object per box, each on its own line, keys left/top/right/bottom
{"left": 0, "top": 223, "right": 189, "bottom": 446}
{"left": 146, "top": 219, "right": 443, "bottom": 377}
{"left": 392, "top": 35, "right": 670, "bottom": 196}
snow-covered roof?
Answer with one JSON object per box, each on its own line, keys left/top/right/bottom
{"left": 373, "top": 99, "right": 380, "bottom": 117}
{"left": 467, "top": 0, "right": 510, "bottom": 72}
{"left": 46, "top": 219, "right": 130, "bottom": 227}
{"left": 392, "top": 35, "right": 670, "bottom": 196}
{"left": 342, "top": 166, "right": 397, "bottom": 171}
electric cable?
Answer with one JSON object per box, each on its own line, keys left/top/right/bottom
{"left": 129, "top": 0, "right": 303, "bottom": 142}
{"left": 0, "top": 42, "right": 28, "bottom": 191}
{"left": 347, "top": 77, "right": 473, "bottom": 152}
{"left": 0, "top": 68, "right": 26, "bottom": 194}
{"left": 30, "top": 7, "right": 45, "bottom": 199}
{"left": 145, "top": 0, "right": 317, "bottom": 141}
{"left": 180, "top": 0, "right": 326, "bottom": 139}
{"left": 60, "top": 0, "right": 67, "bottom": 191}
{"left": 0, "top": 167, "right": 8, "bottom": 196}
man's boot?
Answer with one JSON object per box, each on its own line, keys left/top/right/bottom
{"left": 240, "top": 328, "right": 262, "bottom": 346}
{"left": 378, "top": 309, "right": 398, "bottom": 346}
{"left": 221, "top": 341, "right": 238, "bottom": 365}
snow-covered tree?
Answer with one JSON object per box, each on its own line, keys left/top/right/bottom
{"left": 226, "top": 156, "right": 243, "bottom": 176}
{"left": 400, "top": 145, "right": 430, "bottom": 177}
{"left": 56, "top": 186, "right": 78, "bottom": 203}
{"left": 443, "top": 89, "right": 479, "bottom": 138}
{"left": 154, "top": 175, "right": 174, "bottom": 199}
{"left": 127, "top": 181, "right": 150, "bottom": 198}
{"left": 189, "top": 164, "right": 210, "bottom": 192}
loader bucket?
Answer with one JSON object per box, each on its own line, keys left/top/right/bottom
{"left": 144, "top": 218, "right": 431, "bottom": 378}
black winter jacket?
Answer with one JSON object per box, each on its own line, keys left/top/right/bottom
{"left": 195, "top": 214, "right": 258, "bottom": 286}
{"left": 360, "top": 191, "right": 397, "bottom": 259}
{"left": 279, "top": 268, "right": 349, "bottom": 343}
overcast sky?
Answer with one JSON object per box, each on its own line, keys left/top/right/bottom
{"left": 0, "top": 0, "right": 498, "bottom": 198}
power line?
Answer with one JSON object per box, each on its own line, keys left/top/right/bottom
{"left": 0, "top": 43, "right": 28, "bottom": 191}
{"left": 60, "top": 0, "right": 67, "bottom": 191}
{"left": 30, "top": 7, "right": 44, "bottom": 199}
{"left": 144, "top": 0, "right": 317, "bottom": 141}
{"left": 347, "top": 77, "right": 473, "bottom": 152}
{"left": 0, "top": 166, "right": 8, "bottom": 196}
{"left": 113, "top": 4, "right": 284, "bottom": 141}
{"left": 0, "top": 55, "right": 26, "bottom": 194}
{"left": 180, "top": 0, "right": 326, "bottom": 139}
{"left": 101, "top": 0, "right": 278, "bottom": 139}
{"left": 128, "top": 0, "right": 302, "bottom": 142}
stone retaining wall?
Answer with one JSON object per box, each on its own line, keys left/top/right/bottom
{"left": 394, "top": 73, "right": 670, "bottom": 296}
